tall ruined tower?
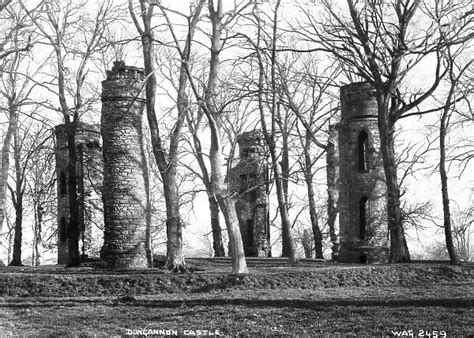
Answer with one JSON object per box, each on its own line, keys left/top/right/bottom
{"left": 55, "top": 123, "right": 102, "bottom": 264}
{"left": 100, "top": 61, "right": 148, "bottom": 269}
{"left": 336, "top": 82, "right": 389, "bottom": 263}
{"left": 230, "top": 130, "right": 271, "bottom": 257}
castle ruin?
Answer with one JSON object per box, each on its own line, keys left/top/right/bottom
{"left": 54, "top": 67, "right": 391, "bottom": 265}
{"left": 335, "top": 82, "right": 389, "bottom": 263}
{"left": 54, "top": 123, "right": 102, "bottom": 264}
{"left": 99, "top": 61, "right": 149, "bottom": 269}
{"left": 229, "top": 130, "right": 271, "bottom": 257}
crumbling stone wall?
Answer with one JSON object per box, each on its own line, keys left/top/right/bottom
{"left": 335, "top": 82, "right": 389, "bottom": 263}
{"left": 229, "top": 130, "right": 270, "bottom": 257}
{"left": 100, "top": 61, "right": 148, "bottom": 269}
{"left": 55, "top": 123, "right": 102, "bottom": 264}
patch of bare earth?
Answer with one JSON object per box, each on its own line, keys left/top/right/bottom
{"left": 0, "top": 260, "right": 472, "bottom": 336}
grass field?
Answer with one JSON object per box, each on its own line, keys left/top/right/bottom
{"left": 0, "top": 259, "right": 472, "bottom": 336}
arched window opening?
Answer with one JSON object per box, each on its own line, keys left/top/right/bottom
{"left": 59, "top": 217, "right": 67, "bottom": 242}
{"left": 359, "top": 196, "right": 368, "bottom": 240}
{"left": 59, "top": 171, "right": 67, "bottom": 195}
{"left": 358, "top": 131, "right": 369, "bottom": 171}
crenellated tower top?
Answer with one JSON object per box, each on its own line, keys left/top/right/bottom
{"left": 340, "top": 82, "right": 378, "bottom": 121}
{"left": 105, "top": 61, "right": 145, "bottom": 80}
{"left": 102, "top": 61, "right": 145, "bottom": 102}
{"left": 237, "top": 130, "right": 266, "bottom": 161}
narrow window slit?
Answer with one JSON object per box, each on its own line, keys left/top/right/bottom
{"left": 358, "top": 131, "right": 369, "bottom": 171}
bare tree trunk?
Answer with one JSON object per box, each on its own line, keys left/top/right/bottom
{"left": 308, "top": 185, "right": 323, "bottom": 259}
{"left": 140, "top": 16, "right": 187, "bottom": 271}
{"left": 0, "top": 106, "right": 17, "bottom": 266}
{"left": 0, "top": 140, "right": 12, "bottom": 232}
{"left": 326, "top": 128, "right": 339, "bottom": 261}
{"left": 440, "top": 100, "right": 460, "bottom": 265}
{"left": 9, "top": 198, "right": 22, "bottom": 266}
{"left": 304, "top": 132, "right": 323, "bottom": 259}
{"left": 35, "top": 202, "right": 43, "bottom": 266}
{"left": 186, "top": 110, "right": 225, "bottom": 257}
{"left": 212, "top": 163, "right": 248, "bottom": 273}
{"left": 163, "top": 170, "right": 186, "bottom": 272}
{"left": 209, "top": 196, "right": 225, "bottom": 257}
{"left": 9, "top": 130, "right": 23, "bottom": 266}
{"left": 280, "top": 119, "right": 291, "bottom": 255}
{"left": 280, "top": 121, "right": 290, "bottom": 204}
{"left": 205, "top": 128, "right": 247, "bottom": 272}
{"left": 141, "top": 127, "right": 153, "bottom": 268}
{"left": 205, "top": 0, "right": 247, "bottom": 273}
{"left": 31, "top": 213, "right": 36, "bottom": 266}
{"left": 377, "top": 96, "right": 410, "bottom": 263}
{"left": 273, "top": 161, "right": 298, "bottom": 262}
{"left": 144, "top": 174, "right": 152, "bottom": 268}
{"left": 437, "top": 43, "right": 466, "bottom": 266}
{"left": 7, "top": 226, "right": 13, "bottom": 265}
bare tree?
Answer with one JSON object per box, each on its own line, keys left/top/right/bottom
{"left": 20, "top": 0, "right": 119, "bottom": 266}
{"left": 128, "top": 0, "right": 205, "bottom": 271}
{"left": 181, "top": 57, "right": 261, "bottom": 258}
{"left": 25, "top": 126, "right": 55, "bottom": 266}
{"left": 452, "top": 203, "right": 473, "bottom": 262}
{"left": 8, "top": 119, "right": 51, "bottom": 265}
{"left": 8, "top": 125, "right": 24, "bottom": 265}
{"left": 297, "top": 0, "right": 472, "bottom": 262}
{"left": 185, "top": 108, "right": 226, "bottom": 257}
{"left": 276, "top": 52, "right": 340, "bottom": 259}
{"left": 0, "top": 0, "right": 35, "bottom": 266}
{"left": 166, "top": 0, "right": 251, "bottom": 273}
{"left": 435, "top": 7, "right": 473, "bottom": 264}
{"left": 269, "top": 51, "right": 341, "bottom": 260}
{"left": 244, "top": 0, "right": 299, "bottom": 263}
{"left": 200, "top": 0, "right": 250, "bottom": 272}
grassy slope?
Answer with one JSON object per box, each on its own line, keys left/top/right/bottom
{"left": 0, "top": 260, "right": 472, "bottom": 336}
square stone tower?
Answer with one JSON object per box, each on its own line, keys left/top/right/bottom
{"left": 229, "top": 130, "right": 271, "bottom": 257}
{"left": 54, "top": 122, "right": 102, "bottom": 264}
{"left": 335, "top": 82, "right": 389, "bottom": 263}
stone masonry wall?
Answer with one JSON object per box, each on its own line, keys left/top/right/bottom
{"left": 100, "top": 61, "right": 148, "bottom": 269}
{"left": 335, "top": 82, "right": 389, "bottom": 263}
{"left": 54, "top": 123, "right": 102, "bottom": 264}
{"left": 229, "top": 130, "right": 271, "bottom": 257}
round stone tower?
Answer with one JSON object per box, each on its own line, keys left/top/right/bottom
{"left": 100, "top": 61, "right": 148, "bottom": 269}
{"left": 229, "top": 130, "right": 271, "bottom": 257}
{"left": 54, "top": 122, "right": 102, "bottom": 264}
{"left": 336, "top": 82, "right": 389, "bottom": 263}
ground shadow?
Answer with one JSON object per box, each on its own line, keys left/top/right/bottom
{"left": 0, "top": 297, "right": 472, "bottom": 309}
